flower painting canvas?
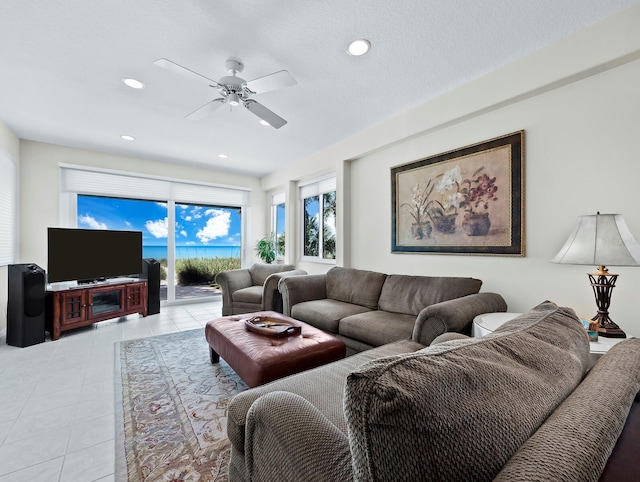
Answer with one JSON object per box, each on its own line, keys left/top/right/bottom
{"left": 391, "top": 131, "right": 524, "bottom": 255}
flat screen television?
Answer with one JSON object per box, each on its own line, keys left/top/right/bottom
{"left": 47, "top": 228, "right": 143, "bottom": 283}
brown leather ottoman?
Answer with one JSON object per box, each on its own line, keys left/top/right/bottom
{"left": 205, "top": 311, "right": 346, "bottom": 387}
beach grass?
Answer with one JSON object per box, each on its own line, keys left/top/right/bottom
{"left": 174, "top": 257, "right": 240, "bottom": 285}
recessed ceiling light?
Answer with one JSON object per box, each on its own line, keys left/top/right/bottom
{"left": 120, "top": 135, "right": 135, "bottom": 141}
{"left": 260, "top": 120, "right": 270, "bottom": 126}
{"left": 122, "top": 78, "right": 145, "bottom": 89}
{"left": 218, "top": 154, "right": 228, "bottom": 159}
{"left": 347, "top": 39, "right": 371, "bottom": 56}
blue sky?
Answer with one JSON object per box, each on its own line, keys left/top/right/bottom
{"left": 77, "top": 195, "right": 242, "bottom": 246}
{"left": 276, "top": 203, "right": 285, "bottom": 235}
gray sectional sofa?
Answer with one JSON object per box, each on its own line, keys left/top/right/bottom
{"left": 279, "top": 266, "right": 507, "bottom": 353}
{"left": 227, "top": 301, "right": 640, "bottom": 482}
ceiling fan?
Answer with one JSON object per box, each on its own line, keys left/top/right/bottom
{"left": 154, "top": 58, "right": 296, "bottom": 129}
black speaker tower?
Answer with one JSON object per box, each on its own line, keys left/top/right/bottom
{"left": 7, "top": 263, "right": 46, "bottom": 347}
{"left": 141, "top": 258, "right": 161, "bottom": 315}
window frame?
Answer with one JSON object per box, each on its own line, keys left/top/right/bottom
{"left": 299, "top": 175, "right": 337, "bottom": 264}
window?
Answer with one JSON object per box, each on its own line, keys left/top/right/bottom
{"left": 300, "top": 176, "right": 336, "bottom": 262}
{"left": 61, "top": 165, "right": 249, "bottom": 303}
{"left": 173, "top": 202, "right": 241, "bottom": 298}
{"left": 303, "top": 196, "right": 319, "bottom": 257}
{"left": 322, "top": 190, "right": 336, "bottom": 259}
{"left": 272, "top": 192, "right": 286, "bottom": 258}
{"left": 78, "top": 195, "right": 170, "bottom": 300}
{"left": 0, "top": 152, "right": 16, "bottom": 266}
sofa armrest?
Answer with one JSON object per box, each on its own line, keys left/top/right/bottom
{"left": 431, "top": 332, "right": 471, "bottom": 345}
{"left": 245, "top": 391, "right": 353, "bottom": 482}
{"left": 262, "top": 269, "right": 308, "bottom": 312}
{"left": 412, "top": 292, "right": 507, "bottom": 345}
{"left": 215, "top": 269, "right": 252, "bottom": 316}
{"left": 279, "top": 274, "right": 327, "bottom": 316}
{"left": 494, "top": 339, "right": 640, "bottom": 482}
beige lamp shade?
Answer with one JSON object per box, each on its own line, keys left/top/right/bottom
{"left": 552, "top": 213, "right": 640, "bottom": 267}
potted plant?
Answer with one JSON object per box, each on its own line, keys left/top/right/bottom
{"left": 255, "top": 233, "right": 276, "bottom": 263}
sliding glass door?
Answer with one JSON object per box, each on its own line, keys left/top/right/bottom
{"left": 77, "top": 195, "right": 242, "bottom": 302}
{"left": 173, "top": 202, "right": 241, "bottom": 300}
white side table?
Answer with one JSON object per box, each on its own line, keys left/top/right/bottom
{"left": 472, "top": 312, "right": 629, "bottom": 366}
{"left": 472, "top": 312, "right": 521, "bottom": 337}
{"left": 588, "top": 336, "right": 628, "bottom": 358}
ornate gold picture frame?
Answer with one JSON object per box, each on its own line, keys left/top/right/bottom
{"left": 391, "top": 131, "right": 525, "bottom": 256}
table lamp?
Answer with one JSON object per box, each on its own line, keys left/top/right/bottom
{"left": 552, "top": 212, "right": 640, "bottom": 338}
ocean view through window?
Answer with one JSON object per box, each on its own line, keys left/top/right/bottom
{"left": 77, "top": 195, "right": 241, "bottom": 301}
{"left": 141, "top": 245, "right": 241, "bottom": 260}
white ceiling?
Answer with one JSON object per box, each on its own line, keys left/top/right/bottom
{"left": 1, "top": 1, "right": 638, "bottom": 177}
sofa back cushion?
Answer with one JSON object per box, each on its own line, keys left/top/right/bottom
{"left": 344, "top": 301, "right": 590, "bottom": 482}
{"left": 494, "top": 338, "right": 640, "bottom": 482}
{"left": 378, "top": 275, "right": 482, "bottom": 315}
{"left": 326, "top": 267, "right": 387, "bottom": 310}
{"left": 249, "top": 263, "right": 294, "bottom": 286}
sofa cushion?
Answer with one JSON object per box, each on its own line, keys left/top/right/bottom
{"left": 339, "top": 311, "right": 416, "bottom": 347}
{"left": 378, "top": 275, "right": 482, "bottom": 315}
{"left": 326, "top": 267, "right": 387, "bottom": 310}
{"left": 344, "top": 301, "right": 591, "bottom": 482}
{"left": 249, "top": 263, "right": 294, "bottom": 286}
{"left": 291, "top": 299, "right": 371, "bottom": 333}
{"left": 232, "top": 285, "right": 264, "bottom": 304}
{"left": 227, "top": 339, "right": 425, "bottom": 459}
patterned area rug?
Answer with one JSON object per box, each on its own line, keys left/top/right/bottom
{"left": 115, "top": 329, "right": 248, "bottom": 481}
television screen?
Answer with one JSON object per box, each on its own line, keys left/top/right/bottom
{"left": 47, "top": 228, "right": 142, "bottom": 283}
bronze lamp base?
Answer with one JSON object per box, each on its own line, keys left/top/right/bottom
{"left": 588, "top": 266, "right": 627, "bottom": 339}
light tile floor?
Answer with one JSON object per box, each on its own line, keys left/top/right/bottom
{"left": 0, "top": 298, "right": 223, "bottom": 482}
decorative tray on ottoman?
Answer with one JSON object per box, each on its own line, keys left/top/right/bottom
{"left": 244, "top": 315, "right": 302, "bottom": 338}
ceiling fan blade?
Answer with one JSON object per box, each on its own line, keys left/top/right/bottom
{"left": 243, "top": 70, "right": 297, "bottom": 94}
{"left": 243, "top": 100, "right": 287, "bottom": 128}
{"left": 153, "top": 58, "right": 220, "bottom": 87}
{"left": 186, "top": 98, "right": 226, "bottom": 120}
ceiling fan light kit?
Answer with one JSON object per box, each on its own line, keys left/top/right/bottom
{"left": 154, "top": 57, "right": 296, "bottom": 128}
{"left": 228, "top": 92, "right": 240, "bottom": 107}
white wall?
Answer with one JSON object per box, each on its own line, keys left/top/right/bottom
{"left": 0, "top": 120, "right": 19, "bottom": 333}
{"left": 0, "top": 120, "right": 19, "bottom": 160}
{"left": 262, "top": 5, "right": 640, "bottom": 337}
{"left": 18, "top": 140, "right": 265, "bottom": 271}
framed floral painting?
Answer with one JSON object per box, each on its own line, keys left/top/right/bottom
{"left": 391, "top": 131, "right": 524, "bottom": 256}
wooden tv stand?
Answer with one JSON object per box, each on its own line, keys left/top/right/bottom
{"left": 46, "top": 279, "right": 147, "bottom": 340}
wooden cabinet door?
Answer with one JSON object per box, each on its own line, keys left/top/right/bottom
{"left": 126, "top": 282, "right": 146, "bottom": 313}
{"left": 60, "top": 291, "right": 86, "bottom": 326}
{"left": 87, "top": 285, "right": 125, "bottom": 319}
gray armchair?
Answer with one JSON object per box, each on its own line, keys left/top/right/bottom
{"left": 215, "top": 263, "right": 306, "bottom": 316}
